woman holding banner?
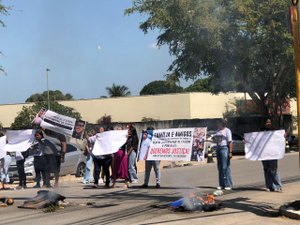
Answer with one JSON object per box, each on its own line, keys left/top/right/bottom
{"left": 111, "top": 126, "right": 129, "bottom": 188}
{"left": 127, "top": 126, "right": 139, "bottom": 184}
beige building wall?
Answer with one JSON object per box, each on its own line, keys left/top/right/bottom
{"left": 0, "top": 103, "right": 33, "bottom": 128}
{"left": 0, "top": 92, "right": 273, "bottom": 128}
{"left": 62, "top": 93, "right": 192, "bottom": 123}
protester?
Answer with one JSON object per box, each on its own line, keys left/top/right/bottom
{"left": 139, "top": 128, "right": 161, "bottom": 188}
{"left": 0, "top": 154, "right": 12, "bottom": 190}
{"left": 32, "top": 130, "right": 47, "bottom": 188}
{"left": 83, "top": 128, "right": 96, "bottom": 184}
{"left": 127, "top": 126, "right": 139, "bottom": 183}
{"left": 0, "top": 132, "right": 12, "bottom": 190}
{"left": 15, "top": 149, "right": 29, "bottom": 189}
{"left": 89, "top": 126, "right": 112, "bottom": 188}
{"left": 111, "top": 125, "right": 129, "bottom": 188}
{"left": 213, "top": 119, "right": 233, "bottom": 190}
{"left": 260, "top": 118, "right": 282, "bottom": 192}
{"left": 44, "top": 129, "right": 67, "bottom": 188}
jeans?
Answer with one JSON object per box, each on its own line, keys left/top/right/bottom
{"left": 93, "top": 156, "right": 112, "bottom": 185}
{"left": 128, "top": 151, "right": 138, "bottom": 181}
{"left": 16, "top": 159, "right": 26, "bottom": 187}
{"left": 84, "top": 153, "right": 93, "bottom": 182}
{"left": 262, "top": 160, "right": 281, "bottom": 190}
{"left": 34, "top": 156, "right": 46, "bottom": 186}
{"left": 0, "top": 155, "right": 11, "bottom": 183}
{"left": 216, "top": 146, "right": 233, "bottom": 188}
{"left": 144, "top": 160, "right": 160, "bottom": 185}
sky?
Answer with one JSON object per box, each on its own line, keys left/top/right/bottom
{"left": 0, "top": 0, "right": 192, "bottom": 104}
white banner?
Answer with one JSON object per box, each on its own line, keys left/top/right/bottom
{"left": 40, "top": 110, "right": 76, "bottom": 137}
{"left": 92, "top": 130, "right": 127, "bottom": 156}
{"left": 244, "top": 130, "right": 285, "bottom": 161}
{"left": 0, "top": 136, "right": 6, "bottom": 159}
{"left": 146, "top": 127, "right": 207, "bottom": 161}
{"left": 3, "top": 129, "right": 35, "bottom": 152}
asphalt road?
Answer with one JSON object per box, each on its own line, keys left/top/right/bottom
{"left": 0, "top": 152, "right": 300, "bottom": 225}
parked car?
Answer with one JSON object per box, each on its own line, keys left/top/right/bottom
{"left": 205, "top": 131, "right": 245, "bottom": 157}
{"left": 8, "top": 143, "right": 86, "bottom": 183}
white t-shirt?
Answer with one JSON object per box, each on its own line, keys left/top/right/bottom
{"left": 214, "top": 128, "right": 232, "bottom": 146}
{"left": 138, "top": 138, "right": 151, "bottom": 161}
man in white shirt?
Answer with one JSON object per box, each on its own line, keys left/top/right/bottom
{"left": 139, "top": 129, "right": 161, "bottom": 188}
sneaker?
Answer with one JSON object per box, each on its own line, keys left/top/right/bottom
{"left": 216, "top": 186, "right": 222, "bottom": 190}
{"left": 82, "top": 180, "right": 89, "bottom": 185}
{"left": 99, "top": 178, "right": 104, "bottom": 184}
{"left": 131, "top": 179, "right": 138, "bottom": 184}
{"left": 273, "top": 188, "right": 282, "bottom": 193}
{"left": 141, "top": 184, "right": 148, "bottom": 188}
{"left": 224, "top": 187, "right": 232, "bottom": 190}
{"left": 93, "top": 184, "right": 99, "bottom": 188}
{"left": 155, "top": 184, "right": 161, "bottom": 188}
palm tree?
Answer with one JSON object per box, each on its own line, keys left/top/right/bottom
{"left": 106, "top": 83, "right": 131, "bottom": 97}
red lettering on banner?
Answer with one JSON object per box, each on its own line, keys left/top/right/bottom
{"left": 170, "top": 148, "right": 190, "bottom": 155}
{"left": 150, "top": 148, "right": 171, "bottom": 155}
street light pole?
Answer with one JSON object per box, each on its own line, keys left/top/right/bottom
{"left": 46, "top": 68, "right": 50, "bottom": 110}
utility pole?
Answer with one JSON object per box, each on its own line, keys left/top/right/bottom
{"left": 46, "top": 68, "right": 50, "bottom": 110}
{"left": 291, "top": 0, "right": 300, "bottom": 166}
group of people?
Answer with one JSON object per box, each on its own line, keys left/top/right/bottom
{"left": 214, "top": 118, "right": 282, "bottom": 192}
{"left": 0, "top": 117, "right": 283, "bottom": 193}
{"left": 83, "top": 125, "right": 161, "bottom": 189}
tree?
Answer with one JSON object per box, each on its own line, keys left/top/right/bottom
{"left": 126, "top": 0, "right": 295, "bottom": 124}
{"left": 96, "top": 114, "right": 112, "bottom": 127}
{"left": 106, "top": 83, "right": 131, "bottom": 97}
{"left": 185, "top": 78, "right": 212, "bottom": 92}
{"left": 25, "top": 90, "right": 73, "bottom": 103}
{"left": 0, "top": 1, "right": 9, "bottom": 74}
{"left": 11, "top": 101, "right": 81, "bottom": 129}
{"left": 140, "top": 80, "right": 183, "bottom": 95}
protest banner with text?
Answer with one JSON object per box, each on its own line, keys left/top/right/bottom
{"left": 244, "top": 130, "right": 285, "bottom": 161}
{"left": 146, "top": 127, "right": 207, "bottom": 162}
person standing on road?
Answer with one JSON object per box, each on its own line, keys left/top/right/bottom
{"left": 261, "top": 118, "right": 282, "bottom": 192}
{"left": 32, "top": 130, "right": 47, "bottom": 188}
{"left": 127, "top": 126, "right": 139, "bottom": 184}
{"left": 111, "top": 125, "right": 129, "bottom": 188}
{"left": 214, "top": 119, "right": 233, "bottom": 190}
{"left": 139, "top": 128, "right": 161, "bottom": 188}
{"left": 43, "top": 129, "right": 67, "bottom": 188}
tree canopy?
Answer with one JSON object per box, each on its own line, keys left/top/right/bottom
{"left": 0, "top": 1, "right": 9, "bottom": 73}
{"left": 11, "top": 101, "right": 81, "bottom": 129}
{"left": 126, "top": 0, "right": 295, "bottom": 120}
{"left": 140, "top": 80, "right": 183, "bottom": 95}
{"left": 25, "top": 90, "right": 73, "bottom": 103}
{"left": 185, "top": 78, "right": 212, "bottom": 92}
{"left": 106, "top": 83, "right": 131, "bottom": 97}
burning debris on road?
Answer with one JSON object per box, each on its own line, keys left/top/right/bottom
{"left": 169, "top": 192, "right": 222, "bottom": 212}
{"left": 18, "top": 190, "right": 65, "bottom": 210}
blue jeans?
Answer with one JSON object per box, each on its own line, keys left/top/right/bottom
{"left": 216, "top": 146, "right": 233, "bottom": 188}
{"left": 84, "top": 153, "right": 93, "bottom": 182}
{"left": 0, "top": 155, "right": 11, "bottom": 183}
{"left": 144, "top": 160, "right": 161, "bottom": 185}
{"left": 262, "top": 160, "right": 281, "bottom": 190}
{"left": 128, "top": 151, "right": 138, "bottom": 181}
